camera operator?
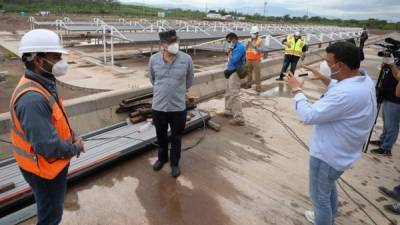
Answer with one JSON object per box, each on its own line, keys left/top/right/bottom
{"left": 370, "top": 56, "right": 400, "bottom": 156}
{"left": 397, "top": 72, "right": 400, "bottom": 97}
{"left": 359, "top": 27, "right": 368, "bottom": 61}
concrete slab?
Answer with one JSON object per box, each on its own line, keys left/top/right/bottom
{"left": 17, "top": 44, "right": 400, "bottom": 225}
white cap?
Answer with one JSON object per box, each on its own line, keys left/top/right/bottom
{"left": 250, "top": 26, "right": 260, "bottom": 34}
{"left": 294, "top": 31, "right": 301, "bottom": 36}
{"left": 19, "top": 29, "right": 67, "bottom": 54}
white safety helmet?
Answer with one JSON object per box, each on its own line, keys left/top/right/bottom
{"left": 250, "top": 26, "right": 260, "bottom": 34}
{"left": 19, "top": 29, "right": 67, "bottom": 54}
{"left": 294, "top": 31, "right": 301, "bottom": 36}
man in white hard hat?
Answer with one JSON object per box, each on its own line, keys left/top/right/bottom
{"left": 277, "top": 31, "right": 308, "bottom": 81}
{"left": 244, "top": 26, "right": 264, "bottom": 93}
{"left": 10, "top": 29, "right": 84, "bottom": 225}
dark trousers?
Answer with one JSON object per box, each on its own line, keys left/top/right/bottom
{"left": 20, "top": 165, "right": 69, "bottom": 225}
{"left": 394, "top": 184, "right": 400, "bottom": 196}
{"left": 152, "top": 110, "right": 187, "bottom": 167}
{"left": 280, "top": 54, "right": 300, "bottom": 78}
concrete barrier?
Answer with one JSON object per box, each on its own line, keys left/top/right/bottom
{"left": 188, "top": 47, "right": 326, "bottom": 101}
{"left": 0, "top": 47, "right": 327, "bottom": 159}
{"left": 56, "top": 79, "right": 108, "bottom": 94}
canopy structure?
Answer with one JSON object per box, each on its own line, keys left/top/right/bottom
{"left": 29, "top": 16, "right": 362, "bottom": 65}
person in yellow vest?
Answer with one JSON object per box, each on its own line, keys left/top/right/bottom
{"left": 245, "top": 26, "right": 264, "bottom": 93}
{"left": 10, "top": 29, "right": 85, "bottom": 225}
{"left": 276, "top": 31, "right": 308, "bottom": 81}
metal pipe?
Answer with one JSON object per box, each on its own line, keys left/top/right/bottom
{"left": 111, "top": 28, "right": 114, "bottom": 66}
{"left": 103, "top": 26, "right": 107, "bottom": 64}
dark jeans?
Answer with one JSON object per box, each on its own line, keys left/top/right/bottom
{"left": 379, "top": 100, "right": 400, "bottom": 151}
{"left": 280, "top": 54, "right": 300, "bottom": 78}
{"left": 394, "top": 184, "right": 400, "bottom": 196}
{"left": 152, "top": 110, "right": 187, "bottom": 167}
{"left": 20, "top": 165, "right": 69, "bottom": 225}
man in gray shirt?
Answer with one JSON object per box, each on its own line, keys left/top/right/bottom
{"left": 149, "top": 30, "right": 194, "bottom": 178}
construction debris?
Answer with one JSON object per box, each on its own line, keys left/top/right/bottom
{"left": 117, "top": 94, "right": 198, "bottom": 125}
{"left": 206, "top": 120, "right": 221, "bottom": 132}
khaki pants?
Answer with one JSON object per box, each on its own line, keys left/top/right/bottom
{"left": 225, "top": 72, "right": 243, "bottom": 119}
{"left": 246, "top": 60, "right": 261, "bottom": 92}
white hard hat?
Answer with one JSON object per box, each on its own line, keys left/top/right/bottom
{"left": 294, "top": 31, "right": 301, "bottom": 36}
{"left": 250, "top": 26, "right": 260, "bottom": 34}
{"left": 19, "top": 29, "right": 67, "bottom": 54}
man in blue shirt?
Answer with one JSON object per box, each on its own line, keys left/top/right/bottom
{"left": 286, "top": 42, "right": 377, "bottom": 225}
{"left": 222, "top": 32, "right": 246, "bottom": 126}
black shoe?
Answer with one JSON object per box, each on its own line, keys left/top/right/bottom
{"left": 171, "top": 166, "right": 181, "bottom": 178}
{"left": 379, "top": 186, "right": 400, "bottom": 201}
{"left": 369, "top": 140, "right": 381, "bottom": 146}
{"left": 370, "top": 148, "right": 392, "bottom": 156}
{"left": 153, "top": 160, "right": 165, "bottom": 171}
{"left": 384, "top": 203, "right": 400, "bottom": 215}
{"left": 276, "top": 77, "right": 284, "bottom": 81}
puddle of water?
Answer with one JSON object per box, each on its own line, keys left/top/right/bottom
{"left": 260, "top": 83, "right": 291, "bottom": 98}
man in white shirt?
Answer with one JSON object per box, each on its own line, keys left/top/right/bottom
{"left": 286, "top": 41, "right": 377, "bottom": 225}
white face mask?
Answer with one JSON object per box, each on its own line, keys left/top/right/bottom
{"left": 167, "top": 43, "right": 179, "bottom": 55}
{"left": 40, "top": 58, "right": 69, "bottom": 77}
{"left": 251, "top": 34, "right": 257, "bottom": 39}
{"left": 319, "top": 60, "right": 340, "bottom": 77}
{"left": 319, "top": 60, "right": 331, "bottom": 77}
{"left": 52, "top": 60, "right": 69, "bottom": 77}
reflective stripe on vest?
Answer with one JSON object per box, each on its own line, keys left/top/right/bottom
{"left": 10, "top": 76, "right": 72, "bottom": 180}
{"left": 14, "top": 146, "right": 37, "bottom": 162}
{"left": 246, "top": 38, "right": 262, "bottom": 61}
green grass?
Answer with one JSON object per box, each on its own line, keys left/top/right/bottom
{"left": 0, "top": 74, "right": 20, "bottom": 88}
{"left": 3, "top": 50, "right": 17, "bottom": 59}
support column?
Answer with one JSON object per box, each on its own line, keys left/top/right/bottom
{"left": 111, "top": 28, "right": 114, "bottom": 66}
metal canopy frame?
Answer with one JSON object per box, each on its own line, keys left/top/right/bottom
{"left": 28, "top": 16, "right": 362, "bottom": 66}
{"left": 192, "top": 31, "right": 362, "bottom": 53}
{"left": 30, "top": 16, "right": 361, "bottom": 34}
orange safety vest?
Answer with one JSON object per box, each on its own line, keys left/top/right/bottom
{"left": 246, "top": 38, "right": 262, "bottom": 61}
{"left": 9, "top": 76, "right": 72, "bottom": 180}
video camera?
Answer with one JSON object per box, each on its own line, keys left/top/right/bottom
{"left": 376, "top": 37, "right": 400, "bottom": 59}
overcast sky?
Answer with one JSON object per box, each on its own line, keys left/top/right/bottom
{"left": 119, "top": 0, "right": 400, "bottom": 22}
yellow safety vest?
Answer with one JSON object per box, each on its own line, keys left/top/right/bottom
{"left": 284, "top": 35, "right": 306, "bottom": 57}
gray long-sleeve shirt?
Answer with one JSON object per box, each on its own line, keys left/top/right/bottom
{"left": 149, "top": 51, "right": 194, "bottom": 112}
{"left": 14, "top": 70, "right": 79, "bottom": 159}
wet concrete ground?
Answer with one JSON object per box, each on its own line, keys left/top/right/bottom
{"left": 19, "top": 41, "right": 400, "bottom": 225}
